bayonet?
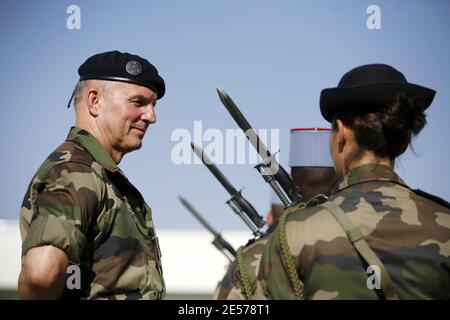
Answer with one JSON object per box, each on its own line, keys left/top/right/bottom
{"left": 191, "top": 142, "right": 265, "bottom": 237}
{"left": 216, "top": 87, "right": 302, "bottom": 206}
{"left": 179, "top": 196, "right": 236, "bottom": 262}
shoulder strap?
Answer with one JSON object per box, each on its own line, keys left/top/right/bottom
{"left": 412, "top": 189, "right": 450, "bottom": 209}
{"left": 321, "top": 201, "right": 399, "bottom": 300}
{"left": 306, "top": 194, "right": 328, "bottom": 207}
{"left": 385, "top": 179, "right": 450, "bottom": 210}
{"left": 364, "top": 178, "right": 450, "bottom": 210}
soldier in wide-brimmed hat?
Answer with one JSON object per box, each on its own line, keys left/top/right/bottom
{"left": 257, "top": 63, "right": 450, "bottom": 300}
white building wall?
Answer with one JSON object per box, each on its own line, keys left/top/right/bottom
{"left": 0, "top": 220, "right": 253, "bottom": 299}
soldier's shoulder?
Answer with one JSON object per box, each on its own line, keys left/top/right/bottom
{"left": 50, "top": 140, "right": 94, "bottom": 166}
{"left": 284, "top": 194, "right": 329, "bottom": 219}
{"left": 284, "top": 204, "right": 326, "bottom": 224}
{"left": 241, "top": 235, "right": 270, "bottom": 255}
{"left": 306, "top": 194, "right": 329, "bottom": 207}
{"left": 34, "top": 141, "right": 98, "bottom": 180}
{"left": 412, "top": 188, "right": 450, "bottom": 211}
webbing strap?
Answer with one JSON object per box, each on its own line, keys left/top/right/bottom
{"left": 321, "top": 201, "right": 399, "bottom": 300}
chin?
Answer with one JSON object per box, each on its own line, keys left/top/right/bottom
{"left": 132, "top": 142, "right": 143, "bottom": 151}
{"left": 125, "top": 139, "right": 143, "bottom": 152}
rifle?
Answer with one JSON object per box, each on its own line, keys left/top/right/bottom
{"left": 179, "top": 196, "right": 236, "bottom": 262}
{"left": 191, "top": 142, "right": 265, "bottom": 237}
{"left": 216, "top": 87, "right": 302, "bottom": 207}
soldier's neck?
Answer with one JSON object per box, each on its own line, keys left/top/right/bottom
{"left": 346, "top": 152, "right": 393, "bottom": 175}
{"left": 74, "top": 122, "right": 124, "bottom": 164}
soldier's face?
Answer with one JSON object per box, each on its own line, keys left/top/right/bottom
{"left": 98, "top": 82, "right": 157, "bottom": 154}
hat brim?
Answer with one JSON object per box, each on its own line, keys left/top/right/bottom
{"left": 320, "top": 82, "right": 436, "bottom": 122}
{"left": 80, "top": 75, "right": 165, "bottom": 100}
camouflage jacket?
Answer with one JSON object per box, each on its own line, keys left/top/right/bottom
{"left": 257, "top": 164, "right": 450, "bottom": 299}
{"left": 214, "top": 202, "right": 307, "bottom": 300}
{"left": 20, "top": 127, "right": 165, "bottom": 300}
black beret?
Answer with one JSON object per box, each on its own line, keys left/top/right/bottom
{"left": 78, "top": 50, "right": 165, "bottom": 99}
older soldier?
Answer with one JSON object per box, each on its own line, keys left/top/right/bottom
{"left": 18, "top": 51, "right": 165, "bottom": 299}
{"left": 214, "top": 128, "right": 337, "bottom": 299}
{"left": 258, "top": 64, "right": 450, "bottom": 299}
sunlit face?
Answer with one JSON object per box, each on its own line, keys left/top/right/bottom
{"left": 97, "top": 81, "right": 157, "bottom": 155}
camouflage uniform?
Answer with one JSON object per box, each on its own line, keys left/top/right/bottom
{"left": 214, "top": 202, "right": 307, "bottom": 300}
{"left": 20, "top": 127, "right": 165, "bottom": 299}
{"left": 214, "top": 236, "right": 270, "bottom": 300}
{"left": 256, "top": 164, "right": 450, "bottom": 299}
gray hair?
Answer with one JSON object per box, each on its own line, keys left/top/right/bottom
{"left": 72, "top": 80, "right": 114, "bottom": 108}
{"left": 72, "top": 80, "right": 86, "bottom": 107}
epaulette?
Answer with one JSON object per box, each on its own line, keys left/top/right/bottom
{"left": 34, "top": 141, "right": 94, "bottom": 180}
{"left": 45, "top": 141, "right": 94, "bottom": 167}
{"left": 261, "top": 199, "right": 314, "bottom": 238}
{"left": 306, "top": 194, "right": 329, "bottom": 207}
{"left": 63, "top": 141, "right": 95, "bottom": 166}
{"left": 413, "top": 189, "right": 450, "bottom": 209}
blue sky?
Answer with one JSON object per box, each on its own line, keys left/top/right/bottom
{"left": 1, "top": 0, "right": 449, "bottom": 230}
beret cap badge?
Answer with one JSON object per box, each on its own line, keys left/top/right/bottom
{"left": 125, "top": 60, "right": 143, "bottom": 76}
{"left": 68, "top": 50, "right": 166, "bottom": 108}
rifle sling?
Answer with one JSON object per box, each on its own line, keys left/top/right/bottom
{"left": 321, "top": 201, "right": 399, "bottom": 300}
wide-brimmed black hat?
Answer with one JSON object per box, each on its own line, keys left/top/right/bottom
{"left": 320, "top": 64, "right": 436, "bottom": 122}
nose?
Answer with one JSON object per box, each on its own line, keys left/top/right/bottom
{"left": 141, "top": 104, "right": 156, "bottom": 124}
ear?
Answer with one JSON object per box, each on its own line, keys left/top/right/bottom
{"left": 86, "top": 88, "right": 100, "bottom": 117}
{"left": 335, "top": 119, "right": 347, "bottom": 152}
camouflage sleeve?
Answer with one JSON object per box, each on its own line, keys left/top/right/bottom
{"left": 216, "top": 203, "right": 318, "bottom": 300}
{"left": 215, "top": 236, "right": 273, "bottom": 300}
{"left": 22, "top": 162, "right": 104, "bottom": 264}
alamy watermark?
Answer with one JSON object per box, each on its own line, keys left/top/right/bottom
{"left": 66, "top": 5, "right": 81, "bottom": 30}
{"left": 66, "top": 263, "right": 383, "bottom": 291}
{"left": 366, "top": 265, "right": 381, "bottom": 290}
{"left": 367, "top": 5, "right": 381, "bottom": 30}
{"left": 171, "top": 121, "right": 280, "bottom": 174}
{"left": 66, "top": 265, "right": 81, "bottom": 290}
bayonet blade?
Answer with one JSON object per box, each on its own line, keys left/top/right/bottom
{"left": 179, "top": 196, "right": 218, "bottom": 236}
{"left": 216, "top": 87, "right": 271, "bottom": 160}
{"left": 191, "top": 142, "right": 266, "bottom": 231}
{"left": 191, "top": 142, "right": 237, "bottom": 196}
{"left": 179, "top": 196, "right": 236, "bottom": 260}
{"left": 216, "top": 87, "right": 302, "bottom": 205}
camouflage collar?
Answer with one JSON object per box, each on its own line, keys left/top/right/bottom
{"left": 332, "top": 164, "right": 408, "bottom": 194}
{"left": 66, "top": 126, "right": 118, "bottom": 172}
